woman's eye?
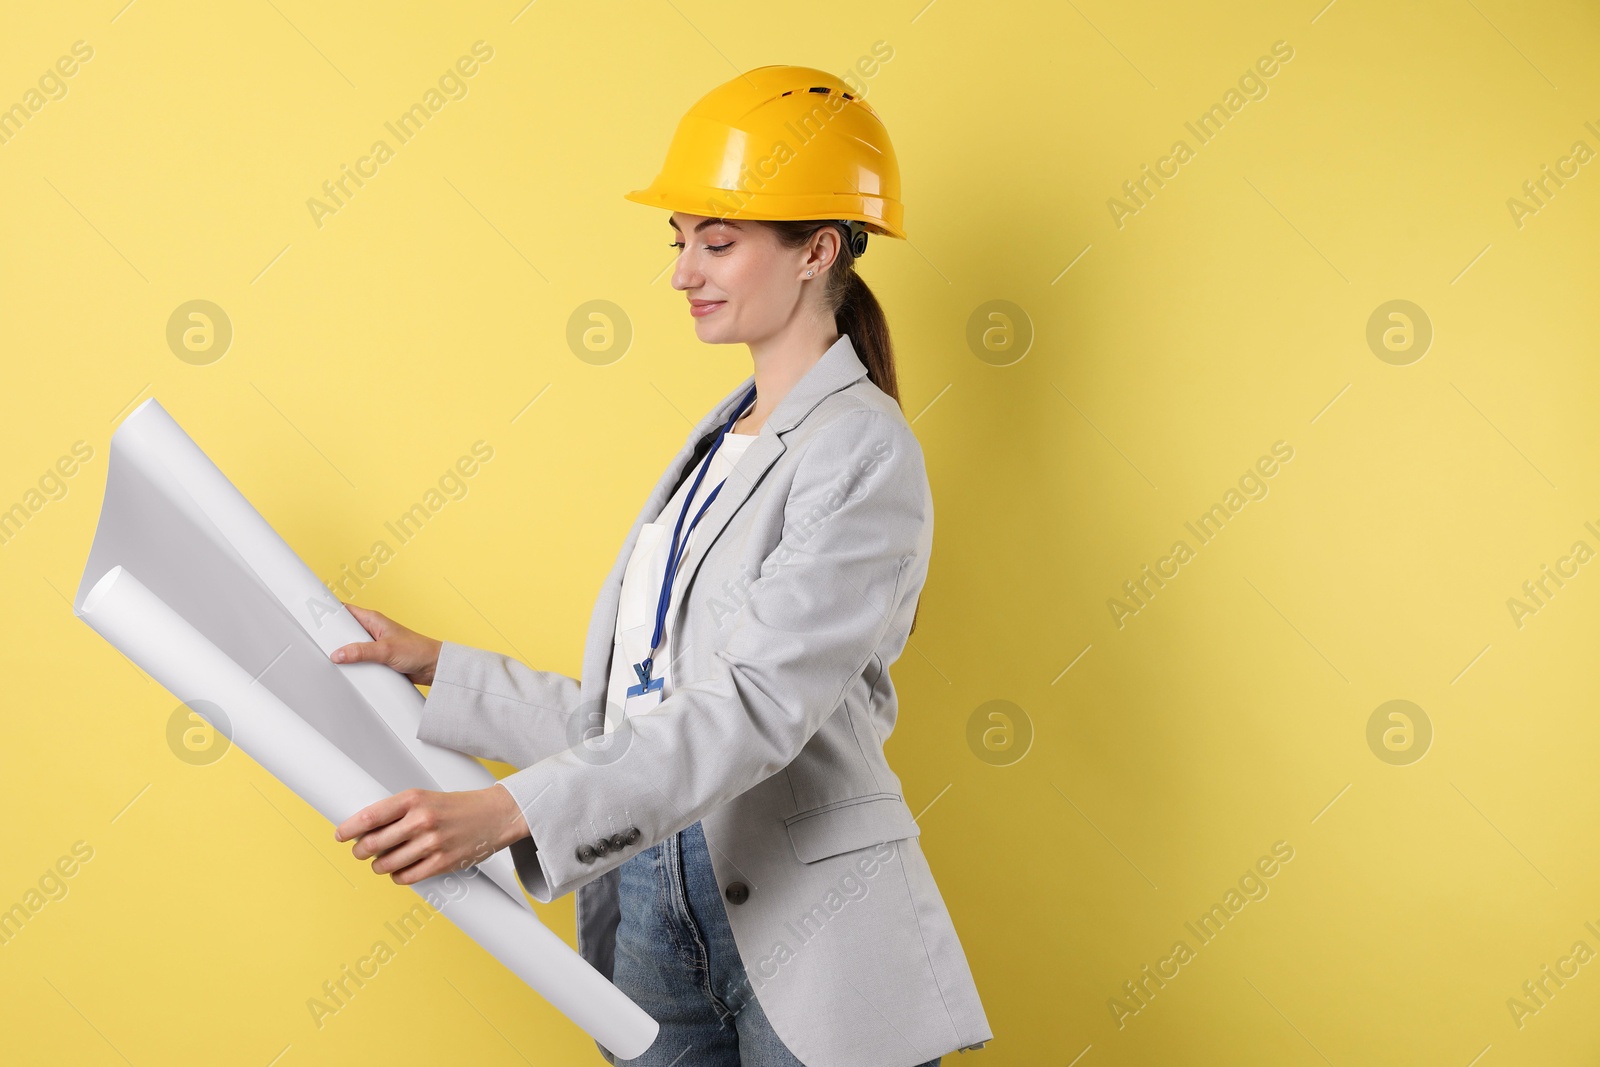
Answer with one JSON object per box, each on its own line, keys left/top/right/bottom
{"left": 667, "top": 241, "right": 733, "bottom": 254}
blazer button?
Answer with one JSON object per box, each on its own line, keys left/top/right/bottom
{"left": 575, "top": 843, "right": 597, "bottom": 864}
{"left": 607, "top": 832, "right": 628, "bottom": 851}
{"left": 724, "top": 881, "right": 750, "bottom": 905}
{"left": 624, "top": 826, "right": 641, "bottom": 845}
{"left": 593, "top": 837, "right": 611, "bottom": 857}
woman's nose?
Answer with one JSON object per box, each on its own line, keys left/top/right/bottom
{"left": 670, "top": 255, "right": 697, "bottom": 291}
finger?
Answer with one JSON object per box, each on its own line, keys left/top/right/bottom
{"left": 385, "top": 853, "right": 441, "bottom": 886}
{"left": 370, "top": 834, "right": 435, "bottom": 878}
{"left": 349, "top": 798, "right": 438, "bottom": 861}
{"left": 343, "top": 601, "right": 380, "bottom": 624}
{"left": 330, "top": 639, "right": 386, "bottom": 665}
{"left": 348, "top": 815, "right": 418, "bottom": 861}
{"left": 341, "top": 602, "right": 388, "bottom": 638}
{"left": 334, "top": 789, "right": 414, "bottom": 843}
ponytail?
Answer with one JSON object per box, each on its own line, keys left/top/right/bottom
{"left": 833, "top": 269, "right": 898, "bottom": 403}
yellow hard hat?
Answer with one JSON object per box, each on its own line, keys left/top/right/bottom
{"left": 624, "top": 65, "right": 906, "bottom": 246}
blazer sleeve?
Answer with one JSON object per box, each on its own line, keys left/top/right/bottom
{"left": 493, "top": 406, "right": 929, "bottom": 903}
{"left": 415, "top": 639, "right": 585, "bottom": 770}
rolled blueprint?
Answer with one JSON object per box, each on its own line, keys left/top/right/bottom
{"left": 72, "top": 399, "right": 658, "bottom": 1059}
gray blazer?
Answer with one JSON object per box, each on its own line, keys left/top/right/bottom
{"left": 416, "top": 333, "right": 993, "bottom": 1067}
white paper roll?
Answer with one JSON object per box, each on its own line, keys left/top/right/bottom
{"left": 72, "top": 397, "right": 659, "bottom": 1058}
{"left": 74, "top": 397, "right": 537, "bottom": 906}
{"left": 79, "top": 565, "right": 658, "bottom": 1059}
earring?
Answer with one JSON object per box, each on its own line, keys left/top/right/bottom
{"left": 806, "top": 270, "right": 813, "bottom": 277}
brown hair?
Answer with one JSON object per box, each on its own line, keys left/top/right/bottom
{"left": 756, "top": 219, "right": 919, "bottom": 636}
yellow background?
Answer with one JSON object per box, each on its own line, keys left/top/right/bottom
{"left": 4, "top": 0, "right": 1599, "bottom": 1063}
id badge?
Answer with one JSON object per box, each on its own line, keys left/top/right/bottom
{"left": 624, "top": 674, "right": 664, "bottom": 719}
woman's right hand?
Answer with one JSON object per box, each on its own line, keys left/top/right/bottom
{"left": 330, "top": 602, "right": 444, "bottom": 687}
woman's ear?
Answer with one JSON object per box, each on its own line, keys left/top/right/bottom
{"left": 803, "top": 227, "right": 841, "bottom": 280}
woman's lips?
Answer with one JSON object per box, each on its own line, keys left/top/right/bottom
{"left": 690, "top": 301, "right": 725, "bottom": 318}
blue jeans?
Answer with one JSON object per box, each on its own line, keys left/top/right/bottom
{"left": 610, "top": 819, "right": 942, "bottom": 1067}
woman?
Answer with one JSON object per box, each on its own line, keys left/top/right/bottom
{"left": 329, "top": 66, "right": 992, "bottom": 1067}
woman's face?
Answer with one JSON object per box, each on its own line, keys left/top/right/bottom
{"left": 668, "top": 212, "right": 824, "bottom": 344}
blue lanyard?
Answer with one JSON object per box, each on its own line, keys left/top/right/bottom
{"left": 633, "top": 384, "right": 758, "bottom": 690}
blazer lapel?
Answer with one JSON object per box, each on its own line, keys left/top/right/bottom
{"left": 575, "top": 381, "right": 753, "bottom": 711}
{"left": 577, "top": 333, "right": 871, "bottom": 712}
{"left": 636, "top": 382, "right": 757, "bottom": 539}
{"left": 663, "top": 333, "right": 871, "bottom": 632}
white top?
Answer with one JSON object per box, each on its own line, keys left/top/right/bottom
{"left": 604, "top": 414, "right": 759, "bottom": 731}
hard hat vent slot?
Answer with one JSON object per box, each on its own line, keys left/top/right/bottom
{"left": 808, "top": 86, "right": 829, "bottom": 94}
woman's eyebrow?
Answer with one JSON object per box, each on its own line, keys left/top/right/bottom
{"left": 669, "top": 218, "right": 744, "bottom": 233}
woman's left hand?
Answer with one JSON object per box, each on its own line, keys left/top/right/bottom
{"left": 334, "top": 785, "right": 531, "bottom": 886}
